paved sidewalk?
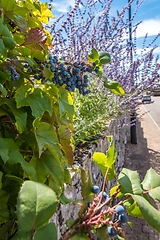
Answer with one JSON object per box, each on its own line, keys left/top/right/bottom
{"left": 123, "top": 105, "right": 160, "bottom": 240}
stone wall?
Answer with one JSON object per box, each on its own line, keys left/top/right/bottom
{"left": 50, "top": 116, "right": 130, "bottom": 239}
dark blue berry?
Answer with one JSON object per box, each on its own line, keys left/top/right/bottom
{"left": 119, "top": 214, "right": 128, "bottom": 223}
{"left": 115, "top": 205, "right": 124, "bottom": 215}
{"left": 108, "top": 227, "right": 116, "bottom": 236}
{"left": 99, "top": 192, "right": 109, "bottom": 202}
{"left": 92, "top": 186, "right": 99, "bottom": 194}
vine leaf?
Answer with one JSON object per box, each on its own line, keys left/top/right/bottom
{"left": 0, "top": 19, "right": 15, "bottom": 50}
{"left": 58, "top": 125, "right": 74, "bottom": 165}
{"left": 0, "top": 172, "right": 3, "bottom": 189}
{"left": 30, "top": 148, "right": 64, "bottom": 188}
{"left": 0, "top": 98, "right": 27, "bottom": 133}
{"left": 0, "top": 39, "right": 6, "bottom": 57}
{"left": 118, "top": 168, "right": 143, "bottom": 195}
{"left": 59, "top": 193, "right": 72, "bottom": 205}
{"left": 142, "top": 168, "right": 160, "bottom": 201}
{"left": 22, "top": 28, "right": 47, "bottom": 46}
{"left": 15, "top": 85, "right": 52, "bottom": 119}
{"left": 59, "top": 91, "right": 74, "bottom": 119}
{"left": 96, "top": 226, "right": 109, "bottom": 240}
{"left": 0, "top": 190, "right": 10, "bottom": 224}
{"left": 0, "top": 138, "right": 35, "bottom": 177}
{"left": 81, "top": 169, "right": 93, "bottom": 203}
{"left": 17, "top": 181, "right": 58, "bottom": 232}
{"left": 130, "top": 194, "right": 160, "bottom": 233}
{"left": 33, "top": 118, "right": 59, "bottom": 157}
{"left": 34, "top": 222, "right": 57, "bottom": 240}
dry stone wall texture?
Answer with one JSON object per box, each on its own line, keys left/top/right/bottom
{"left": 50, "top": 117, "right": 130, "bottom": 239}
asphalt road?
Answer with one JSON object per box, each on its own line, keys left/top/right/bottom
{"left": 142, "top": 96, "right": 160, "bottom": 129}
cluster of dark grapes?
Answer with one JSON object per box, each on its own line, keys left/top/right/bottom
{"left": 22, "top": 56, "right": 98, "bottom": 95}
{"left": 90, "top": 186, "right": 128, "bottom": 238}
{"left": 9, "top": 65, "right": 20, "bottom": 81}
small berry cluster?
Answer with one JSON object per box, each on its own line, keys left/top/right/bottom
{"left": 9, "top": 65, "right": 20, "bottom": 81}
{"left": 86, "top": 185, "right": 128, "bottom": 239}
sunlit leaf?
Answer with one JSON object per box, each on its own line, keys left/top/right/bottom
{"left": 88, "top": 48, "right": 99, "bottom": 62}
{"left": 34, "top": 222, "right": 57, "bottom": 240}
{"left": 99, "top": 51, "right": 111, "bottom": 64}
{"left": 17, "top": 181, "right": 58, "bottom": 231}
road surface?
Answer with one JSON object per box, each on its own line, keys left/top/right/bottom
{"left": 142, "top": 96, "right": 160, "bottom": 129}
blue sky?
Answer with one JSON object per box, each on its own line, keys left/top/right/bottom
{"left": 41, "top": 0, "right": 160, "bottom": 56}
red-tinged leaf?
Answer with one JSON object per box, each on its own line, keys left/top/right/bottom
{"left": 58, "top": 125, "right": 74, "bottom": 165}
{"left": 22, "top": 28, "right": 47, "bottom": 46}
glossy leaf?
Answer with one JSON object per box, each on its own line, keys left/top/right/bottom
{"left": 33, "top": 118, "right": 59, "bottom": 157}
{"left": 1, "top": 0, "right": 15, "bottom": 11}
{"left": 88, "top": 48, "right": 99, "bottom": 62}
{"left": 118, "top": 168, "right": 143, "bottom": 195}
{"left": 104, "top": 80, "right": 125, "bottom": 95}
{"left": 0, "top": 190, "right": 10, "bottom": 224}
{"left": 34, "top": 222, "right": 57, "bottom": 240}
{"left": 17, "top": 181, "right": 58, "bottom": 231}
{"left": 123, "top": 198, "right": 143, "bottom": 218}
{"left": 106, "top": 136, "right": 117, "bottom": 167}
{"left": 1, "top": 23, "right": 15, "bottom": 50}
{"left": 131, "top": 194, "right": 160, "bottom": 233}
{"left": 142, "top": 168, "right": 160, "bottom": 190}
{"left": 59, "top": 193, "right": 72, "bottom": 205}
{"left": 15, "top": 85, "right": 52, "bottom": 119}
{"left": 71, "top": 232, "right": 90, "bottom": 240}
{"left": 59, "top": 93, "right": 74, "bottom": 119}
{"left": 99, "top": 51, "right": 111, "bottom": 64}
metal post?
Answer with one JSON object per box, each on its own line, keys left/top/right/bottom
{"left": 128, "top": 0, "right": 137, "bottom": 144}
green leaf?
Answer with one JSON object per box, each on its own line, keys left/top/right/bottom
{"left": 59, "top": 193, "right": 72, "bottom": 205}
{"left": 59, "top": 92, "right": 74, "bottom": 119}
{"left": 118, "top": 168, "right": 143, "bottom": 195}
{"left": 131, "top": 194, "right": 160, "bottom": 233}
{"left": 1, "top": 0, "right": 15, "bottom": 11}
{"left": 18, "top": 230, "right": 31, "bottom": 240}
{"left": 104, "top": 80, "right": 125, "bottom": 95}
{"left": 0, "top": 71, "right": 10, "bottom": 84}
{"left": 18, "top": 46, "right": 31, "bottom": 56}
{"left": 32, "top": 50, "right": 45, "bottom": 62}
{"left": 30, "top": 148, "right": 63, "bottom": 187}
{"left": 117, "top": 235, "right": 125, "bottom": 240}
{"left": 15, "top": 85, "right": 52, "bottom": 119}
{"left": 1, "top": 24, "right": 15, "bottom": 50}
{"left": 81, "top": 169, "right": 93, "bottom": 203}
{"left": 58, "top": 125, "right": 73, "bottom": 165}
{"left": 106, "top": 136, "right": 117, "bottom": 167}
{"left": 25, "top": 56, "right": 36, "bottom": 66}
{"left": 110, "top": 185, "right": 123, "bottom": 198}
{"left": 96, "top": 226, "right": 109, "bottom": 240}
{"left": 17, "top": 181, "right": 58, "bottom": 232}
{"left": 99, "top": 51, "right": 111, "bottom": 64}
{"left": 0, "top": 39, "right": 6, "bottom": 57}
{"left": 0, "top": 137, "right": 35, "bottom": 177}
{"left": 124, "top": 198, "right": 143, "bottom": 218}
{"left": 88, "top": 48, "right": 99, "bottom": 62}
{"left": 33, "top": 118, "right": 59, "bottom": 157}
{"left": 34, "top": 222, "right": 57, "bottom": 240}
{"left": 0, "top": 190, "right": 10, "bottom": 224}
{"left": 0, "top": 83, "right": 7, "bottom": 96}
{"left": 66, "top": 218, "right": 78, "bottom": 229}
{"left": 71, "top": 232, "right": 90, "bottom": 240}
{"left": 0, "top": 98, "right": 27, "bottom": 133}
{"left": 0, "top": 220, "right": 14, "bottom": 239}
{"left": 0, "top": 171, "right": 3, "bottom": 189}
{"left": 127, "top": 222, "right": 133, "bottom": 230}
{"left": 142, "top": 168, "right": 160, "bottom": 201}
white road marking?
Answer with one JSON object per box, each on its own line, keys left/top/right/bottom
{"left": 142, "top": 104, "right": 160, "bottom": 131}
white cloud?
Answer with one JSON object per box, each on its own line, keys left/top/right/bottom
{"left": 51, "top": 0, "right": 76, "bottom": 13}
{"left": 136, "top": 18, "right": 160, "bottom": 38}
